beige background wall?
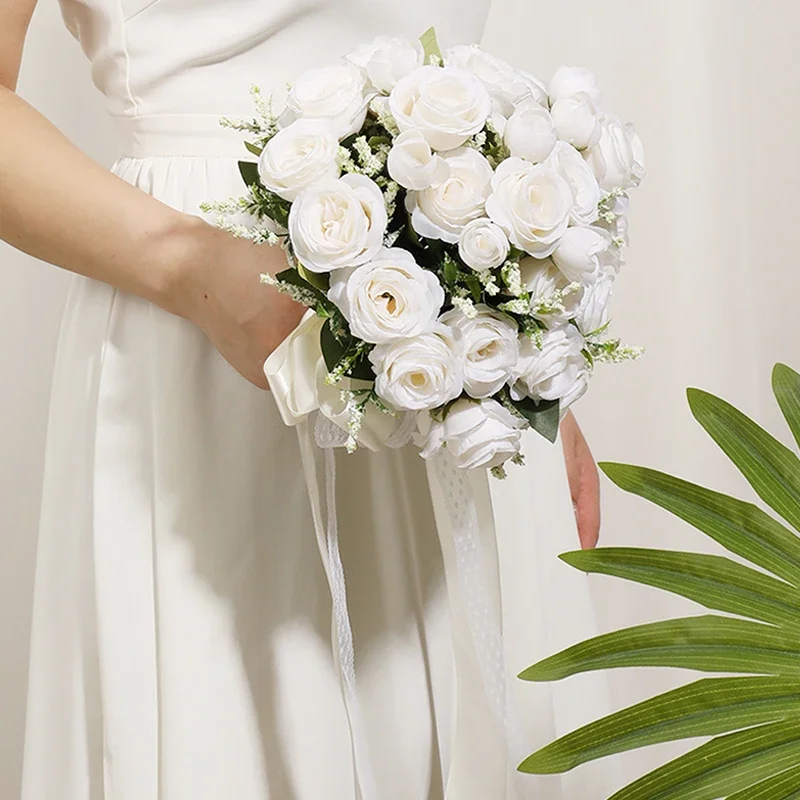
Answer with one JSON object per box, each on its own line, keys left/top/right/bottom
{"left": 1, "top": 1, "right": 798, "bottom": 797}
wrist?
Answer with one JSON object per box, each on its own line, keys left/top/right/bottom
{"left": 143, "top": 212, "right": 221, "bottom": 321}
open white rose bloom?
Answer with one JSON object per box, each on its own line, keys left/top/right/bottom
{"left": 200, "top": 29, "right": 645, "bottom": 796}
{"left": 207, "top": 29, "right": 645, "bottom": 477}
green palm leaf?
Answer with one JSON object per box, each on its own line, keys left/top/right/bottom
{"left": 522, "top": 616, "right": 800, "bottom": 681}
{"left": 519, "top": 367, "right": 800, "bottom": 798}
{"left": 773, "top": 363, "right": 800, "bottom": 452}
{"left": 559, "top": 548, "right": 800, "bottom": 630}
{"left": 726, "top": 762, "right": 800, "bottom": 799}
{"left": 688, "top": 387, "right": 800, "bottom": 533}
{"left": 520, "top": 677, "right": 800, "bottom": 773}
{"left": 600, "top": 463, "right": 800, "bottom": 587}
{"left": 609, "top": 720, "right": 800, "bottom": 800}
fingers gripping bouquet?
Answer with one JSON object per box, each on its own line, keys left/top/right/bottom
{"left": 204, "top": 29, "right": 645, "bottom": 477}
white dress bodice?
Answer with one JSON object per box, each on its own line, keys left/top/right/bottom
{"left": 57, "top": 0, "right": 491, "bottom": 118}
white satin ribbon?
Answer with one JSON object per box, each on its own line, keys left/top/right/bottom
{"left": 264, "top": 312, "right": 520, "bottom": 798}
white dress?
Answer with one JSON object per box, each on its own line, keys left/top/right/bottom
{"left": 22, "top": 1, "right": 622, "bottom": 798}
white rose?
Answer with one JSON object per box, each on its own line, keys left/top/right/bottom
{"left": 549, "top": 66, "right": 601, "bottom": 105}
{"left": 519, "top": 256, "right": 584, "bottom": 323}
{"left": 440, "top": 305, "right": 519, "bottom": 398}
{"left": 550, "top": 93, "right": 601, "bottom": 151}
{"left": 407, "top": 147, "right": 494, "bottom": 244}
{"left": 518, "top": 70, "right": 549, "bottom": 107}
{"left": 289, "top": 174, "right": 387, "bottom": 273}
{"left": 387, "top": 130, "right": 450, "bottom": 191}
{"left": 486, "top": 158, "right": 573, "bottom": 258}
{"left": 503, "top": 100, "right": 557, "bottom": 163}
{"left": 346, "top": 36, "right": 424, "bottom": 94}
{"left": 512, "top": 325, "right": 589, "bottom": 411}
{"left": 389, "top": 65, "right": 491, "bottom": 151}
{"left": 546, "top": 142, "right": 601, "bottom": 227}
{"left": 370, "top": 324, "right": 464, "bottom": 411}
{"left": 458, "top": 219, "right": 510, "bottom": 271}
{"left": 282, "top": 63, "right": 370, "bottom": 139}
{"left": 584, "top": 115, "right": 646, "bottom": 191}
{"left": 418, "top": 398, "right": 526, "bottom": 470}
{"left": 257, "top": 119, "right": 340, "bottom": 202}
{"left": 551, "top": 226, "right": 609, "bottom": 283}
{"left": 327, "top": 248, "right": 444, "bottom": 344}
{"left": 575, "top": 274, "right": 613, "bottom": 335}
{"left": 444, "top": 45, "right": 540, "bottom": 116}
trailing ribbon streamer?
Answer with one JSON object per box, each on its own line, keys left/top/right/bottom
{"left": 264, "top": 314, "right": 523, "bottom": 798}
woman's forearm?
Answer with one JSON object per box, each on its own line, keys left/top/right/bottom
{"left": 0, "top": 84, "right": 211, "bottom": 314}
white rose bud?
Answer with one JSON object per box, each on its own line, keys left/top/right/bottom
{"left": 458, "top": 219, "right": 510, "bottom": 272}
{"left": 289, "top": 174, "right": 387, "bottom": 273}
{"left": 512, "top": 325, "right": 589, "bottom": 411}
{"left": 584, "top": 114, "right": 646, "bottom": 191}
{"left": 282, "top": 63, "right": 370, "bottom": 140}
{"left": 370, "top": 324, "right": 464, "bottom": 411}
{"left": 575, "top": 273, "right": 613, "bottom": 335}
{"left": 387, "top": 130, "right": 450, "bottom": 191}
{"left": 440, "top": 305, "right": 519, "bottom": 398}
{"left": 518, "top": 70, "right": 549, "bottom": 107}
{"left": 545, "top": 142, "right": 601, "bottom": 227}
{"left": 551, "top": 226, "right": 610, "bottom": 283}
{"left": 418, "top": 398, "right": 526, "bottom": 470}
{"left": 445, "top": 44, "right": 540, "bottom": 116}
{"left": 486, "top": 158, "right": 573, "bottom": 258}
{"left": 503, "top": 100, "right": 557, "bottom": 163}
{"left": 519, "top": 256, "right": 584, "bottom": 323}
{"left": 327, "top": 248, "right": 444, "bottom": 345}
{"left": 550, "top": 93, "right": 601, "bottom": 151}
{"left": 407, "top": 147, "right": 494, "bottom": 243}
{"left": 346, "top": 36, "right": 424, "bottom": 94}
{"left": 257, "top": 119, "right": 340, "bottom": 202}
{"left": 549, "top": 66, "right": 601, "bottom": 105}
{"left": 389, "top": 65, "right": 491, "bottom": 151}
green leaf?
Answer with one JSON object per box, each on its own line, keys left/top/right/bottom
{"left": 608, "top": 719, "right": 800, "bottom": 800}
{"left": 320, "top": 319, "right": 350, "bottom": 373}
{"left": 688, "top": 388, "right": 800, "bottom": 533}
{"left": 464, "top": 272, "right": 482, "bottom": 303}
{"left": 238, "top": 159, "right": 260, "bottom": 188}
{"left": 599, "top": 463, "right": 800, "bottom": 588}
{"left": 419, "top": 26, "right": 443, "bottom": 63}
{"left": 727, "top": 762, "right": 800, "bottom": 799}
{"left": 520, "top": 615, "right": 800, "bottom": 682}
{"left": 244, "top": 141, "right": 264, "bottom": 157}
{"left": 509, "top": 397, "right": 560, "bottom": 443}
{"left": 559, "top": 548, "right": 800, "bottom": 630}
{"left": 520, "top": 676, "right": 800, "bottom": 774}
{"left": 296, "top": 264, "right": 330, "bottom": 293}
{"left": 773, "top": 363, "right": 800, "bottom": 452}
{"left": 348, "top": 354, "right": 376, "bottom": 382}
{"left": 442, "top": 253, "right": 458, "bottom": 288}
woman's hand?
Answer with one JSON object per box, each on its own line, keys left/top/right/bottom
{"left": 169, "top": 222, "right": 305, "bottom": 389}
{"left": 560, "top": 410, "right": 600, "bottom": 549}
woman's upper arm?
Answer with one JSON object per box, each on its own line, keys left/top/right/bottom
{"left": 0, "top": 0, "right": 39, "bottom": 90}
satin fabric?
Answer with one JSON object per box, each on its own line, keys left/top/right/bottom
{"left": 23, "top": 1, "right": 622, "bottom": 797}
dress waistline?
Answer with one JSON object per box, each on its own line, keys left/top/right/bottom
{"left": 113, "top": 114, "right": 251, "bottom": 159}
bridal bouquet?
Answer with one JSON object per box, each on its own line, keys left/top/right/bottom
{"left": 203, "top": 29, "right": 645, "bottom": 476}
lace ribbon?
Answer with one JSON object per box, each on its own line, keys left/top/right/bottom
{"left": 300, "top": 411, "right": 523, "bottom": 798}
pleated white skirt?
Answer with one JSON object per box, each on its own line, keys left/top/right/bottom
{"left": 22, "top": 129, "right": 622, "bottom": 799}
